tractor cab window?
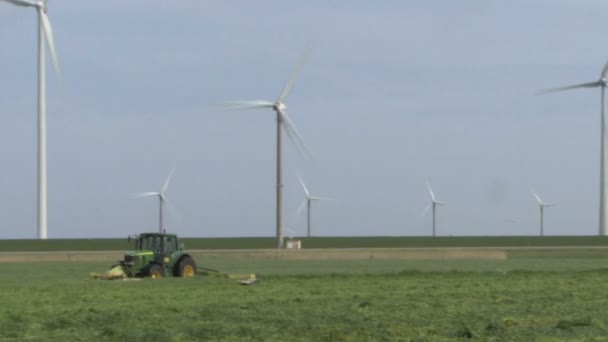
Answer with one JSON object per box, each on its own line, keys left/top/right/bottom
{"left": 139, "top": 235, "right": 161, "bottom": 251}
{"left": 164, "top": 236, "right": 177, "bottom": 254}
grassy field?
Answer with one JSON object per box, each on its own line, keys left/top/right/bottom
{"left": 2, "top": 251, "right": 608, "bottom": 340}
{"left": 2, "top": 235, "right": 608, "bottom": 251}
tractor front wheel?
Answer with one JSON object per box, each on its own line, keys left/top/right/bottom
{"left": 147, "top": 264, "right": 164, "bottom": 279}
{"left": 177, "top": 257, "right": 197, "bottom": 278}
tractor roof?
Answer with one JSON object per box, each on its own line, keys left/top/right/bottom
{"left": 139, "top": 232, "right": 178, "bottom": 238}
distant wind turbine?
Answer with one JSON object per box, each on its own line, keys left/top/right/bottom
{"left": 537, "top": 59, "right": 608, "bottom": 236}
{"left": 216, "top": 51, "right": 312, "bottom": 248}
{"left": 2, "top": 0, "right": 62, "bottom": 239}
{"left": 296, "top": 176, "right": 332, "bottom": 238}
{"left": 136, "top": 169, "right": 175, "bottom": 233}
{"left": 531, "top": 189, "right": 555, "bottom": 237}
{"left": 422, "top": 182, "right": 446, "bottom": 237}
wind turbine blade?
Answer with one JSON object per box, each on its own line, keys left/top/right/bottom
{"left": 39, "top": 10, "right": 62, "bottom": 86}
{"left": 1, "top": 0, "right": 36, "bottom": 7}
{"left": 531, "top": 189, "right": 543, "bottom": 205}
{"left": 284, "top": 226, "right": 296, "bottom": 239}
{"left": 134, "top": 192, "right": 159, "bottom": 198}
{"left": 277, "top": 48, "right": 312, "bottom": 102}
{"left": 161, "top": 168, "right": 175, "bottom": 195}
{"left": 280, "top": 111, "right": 312, "bottom": 159}
{"left": 298, "top": 175, "right": 310, "bottom": 198}
{"left": 435, "top": 201, "right": 447, "bottom": 206}
{"left": 295, "top": 200, "right": 307, "bottom": 218}
{"left": 426, "top": 182, "right": 436, "bottom": 202}
{"left": 543, "top": 203, "right": 557, "bottom": 207}
{"left": 601, "top": 59, "right": 608, "bottom": 79}
{"left": 311, "top": 196, "right": 333, "bottom": 201}
{"left": 161, "top": 194, "right": 181, "bottom": 219}
{"left": 421, "top": 205, "right": 431, "bottom": 217}
{"left": 283, "top": 122, "right": 311, "bottom": 159}
{"left": 210, "top": 100, "right": 274, "bottom": 111}
{"left": 536, "top": 81, "right": 601, "bottom": 95}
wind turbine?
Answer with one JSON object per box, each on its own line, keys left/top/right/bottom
{"left": 422, "top": 182, "right": 446, "bottom": 237}
{"left": 531, "top": 189, "right": 555, "bottom": 237}
{"left": 136, "top": 170, "right": 175, "bottom": 233}
{"left": 537, "top": 59, "right": 608, "bottom": 235}
{"left": 217, "top": 52, "right": 312, "bottom": 248}
{"left": 2, "top": 0, "right": 61, "bottom": 239}
{"left": 296, "top": 176, "right": 332, "bottom": 238}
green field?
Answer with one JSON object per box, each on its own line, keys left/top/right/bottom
{"left": 2, "top": 251, "right": 608, "bottom": 340}
{"left": 2, "top": 235, "right": 608, "bottom": 251}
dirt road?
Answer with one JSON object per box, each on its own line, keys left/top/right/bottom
{"left": 0, "top": 248, "right": 508, "bottom": 262}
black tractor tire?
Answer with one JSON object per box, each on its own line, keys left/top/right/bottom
{"left": 175, "top": 256, "right": 197, "bottom": 278}
{"left": 146, "top": 263, "right": 165, "bottom": 279}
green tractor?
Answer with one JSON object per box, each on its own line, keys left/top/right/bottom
{"left": 92, "top": 232, "right": 258, "bottom": 284}
{"left": 110, "top": 232, "right": 197, "bottom": 279}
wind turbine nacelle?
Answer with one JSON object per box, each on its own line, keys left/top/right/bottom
{"left": 36, "top": 1, "right": 46, "bottom": 11}
{"left": 273, "top": 102, "right": 286, "bottom": 112}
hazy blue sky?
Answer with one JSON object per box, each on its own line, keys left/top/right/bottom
{"left": 1, "top": 1, "right": 607, "bottom": 238}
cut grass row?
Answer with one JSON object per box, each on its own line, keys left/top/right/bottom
{"left": 3, "top": 235, "right": 608, "bottom": 251}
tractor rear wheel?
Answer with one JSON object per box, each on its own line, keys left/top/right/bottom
{"left": 177, "top": 257, "right": 197, "bottom": 278}
{"left": 147, "top": 264, "right": 164, "bottom": 279}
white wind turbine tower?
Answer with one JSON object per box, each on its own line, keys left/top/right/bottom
{"left": 2, "top": 0, "right": 61, "bottom": 239}
{"left": 537, "top": 59, "right": 608, "bottom": 235}
{"left": 531, "top": 189, "right": 555, "bottom": 237}
{"left": 296, "top": 176, "right": 332, "bottom": 238}
{"left": 422, "top": 182, "right": 446, "bottom": 237}
{"left": 136, "top": 170, "right": 175, "bottom": 233}
{"left": 218, "top": 52, "right": 312, "bottom": 249}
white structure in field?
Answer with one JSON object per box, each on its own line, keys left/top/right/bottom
{"left": 1, "top": 0, "right": 62, "bottom": 239}
{"left": 538, "top": 60, "right": 608, "bottom": 235}
{"left": 218, "top": 51, "right": 312, "bottom": 248}
{"left": 422, "top": 182, "right": 446, "bottom": 237}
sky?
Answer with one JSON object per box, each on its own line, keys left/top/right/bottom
{"left": 0, "top": 0, "right": 607, "bottom": 238}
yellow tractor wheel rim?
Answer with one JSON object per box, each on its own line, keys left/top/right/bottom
{"left": 151, "top": 270, "right": 162, "bottom": 279}
{"left": 183, "top": 265, "right": 194, "bottom": 277}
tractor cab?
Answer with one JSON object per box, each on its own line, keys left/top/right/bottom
{"left": 135, "top": 233, "right": 179, "bottom": 260}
